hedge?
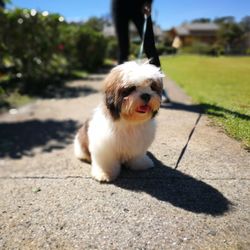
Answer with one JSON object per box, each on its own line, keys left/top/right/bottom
{"left": 0, "top": 8, "right": 107, "bottom": 91}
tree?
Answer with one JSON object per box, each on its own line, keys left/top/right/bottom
{"left": 192, "top": 18, "right": 211, "bottom": 23}
{"left": 214, "top": 16, "right": 235, "bottom": 24}
{"left": 0, "top": 0, "right": 11, "bottom": 9}
{"left": 83, "top": 17, "right": 105, "bottom": 32}
{"left": 240, "top": 16, "right": 250, "bottom": 32}
{"left": 217, "top": 22, "right": 244, "bottom": 54}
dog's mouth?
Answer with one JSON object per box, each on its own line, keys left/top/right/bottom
{"left": 136, "top": 105, "right": 151, "bottom": 113}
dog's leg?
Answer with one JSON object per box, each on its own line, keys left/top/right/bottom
{"left": 74, "top": 120, "right": 91, "bottom": 162}
{"left": 125, "top": 154, "right": 154, "bottom": 170}
{"left": 91, "top": 155, "right": 121, "bottom": 182}
{"left": 74, "top": 134, "right": 91, "bottom": 162}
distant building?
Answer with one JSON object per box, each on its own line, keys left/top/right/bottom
{"left": 102, "top": 23, "right": 115, "bottom": 37}
{"left": 169, "top": 23, "right": 219, "bottom": 47}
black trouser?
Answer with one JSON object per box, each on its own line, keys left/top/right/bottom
{"left": 112, "top": 0, "right": 160, "bottom": 67}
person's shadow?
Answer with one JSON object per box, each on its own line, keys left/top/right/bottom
{"left": 161, "top": 101, "right": 250, "bottom": 121}
{"left": 114, "top": 152, "right": 231, "bottom": 216}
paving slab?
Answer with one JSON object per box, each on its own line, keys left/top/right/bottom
{"left": 0, "top": 74, "right": 249, "bottom": 249}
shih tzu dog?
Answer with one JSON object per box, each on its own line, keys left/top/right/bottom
{"left": 74, "top": 61, "right": 164, "bottom": 182}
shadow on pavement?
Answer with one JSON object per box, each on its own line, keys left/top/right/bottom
{"left": 161, "top": 101, "right": 202, "bottom": 113}
{"left": 161, "top": 101, "right": 250, "bottom": 121}
{"left": 36, "top": 85, "right": 98, "bottom": 99}
{"left": 115, "top": 152, "right": 231, "bottom": 216}
{"left": 0, "top": 119, "right": 79, "bottom": 159}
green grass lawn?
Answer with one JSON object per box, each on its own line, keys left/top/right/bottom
{"left": 161, "top": 55, "right": 250, "bottom": 149}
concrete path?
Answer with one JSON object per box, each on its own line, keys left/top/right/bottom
{"left": 0, "top": 73, "right": 249, "bottom": 249}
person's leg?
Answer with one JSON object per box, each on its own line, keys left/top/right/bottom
{"left": 132, "top": 13, "right": 160, "bottom": 66}
{"left": 132, "top": 12, "right": 170, "bottom": 102}
{"left": 112, "top": 0, "right": 130, "bottom": 64}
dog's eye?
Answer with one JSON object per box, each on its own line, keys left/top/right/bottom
{"left": 150, "top": 81, "right": 162, "bottom": 95}
{"left": 122, "top": 86, "right": 136, "bottom": 97}
{"left": 150, "top": 82, "right": 158, "bottom": 91}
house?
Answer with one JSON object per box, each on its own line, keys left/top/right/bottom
{"left": 169, "top": 23, "right": 219, "bottom": 47}
{"left": 102, "top": 23, "right": 115, "bottom": 37}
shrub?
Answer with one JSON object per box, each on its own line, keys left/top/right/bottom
{"left": 130, "top": 43, "right": 140, "bottom": 59}
{"left": 58, "top": 23, "right": 107, "bottom": 72}
{"left": 75, "top": 26, "right": 107, "bottom": 71}
{"left": 1, "top": 9, "right": 62, "bottom": 78}
{"left": 207, "top": 44, "right": 225, "bottom": 56}
{"left": 181, "top": 42, "right": 224, "bottom": 56}
{"left": 156, "top": 43, "right": 177, "bottom": 55}
{"left": 0, "top": 8, "right": 108, "bottom": 92}
{"left": 182, "top": 42, "right": 211, "bottom": 54}
{"left": 58, "top": 23, "right": 81, "bottom": 69}
{"left": 106, "top": 37, "right": 118, "bottom": 59}
{"left": 0, "top": 8, "right": 71, "bottom": 94}
{"left": 156, "top": 43, "right": 165, "bottom": 55}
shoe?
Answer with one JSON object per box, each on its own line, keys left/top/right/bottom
{"left": 162, "top": 96, "right": 171, "bottom": 103}
{"left": 162, "top": 88, "right": 171, "bottom": 103}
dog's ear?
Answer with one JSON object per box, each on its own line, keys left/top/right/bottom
{"left": 103, "top": 68, "right": 123, "bottom": 120}
{"left": 105, "top": 91, "right": 121, "bottom": 120}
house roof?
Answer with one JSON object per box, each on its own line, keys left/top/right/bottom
{"left": 186, "top": 23, "right": 219, "bottom": 31}
{"left": 175, "top": 26, "right": 189, "bottom": 36}
{"left": 173, "top": 23, "right": 219, "bottom": 36}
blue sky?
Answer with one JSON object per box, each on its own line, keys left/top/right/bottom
{"left": 7, "top": 0, "right": 250, "bottom": 30}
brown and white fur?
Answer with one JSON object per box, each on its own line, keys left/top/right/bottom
{"left": 74, "top": 61, "right": 164, "bottom": 182}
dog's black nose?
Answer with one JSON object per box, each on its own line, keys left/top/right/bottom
{"left": 140, "top": 93, "right": 151, "bottom": 103}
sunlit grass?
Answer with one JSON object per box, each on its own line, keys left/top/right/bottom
{"left": 161, "top": 55, "right": 250, "bottom": 149}
{"left": 5, "top": 90, "right": 34, "bottom": 107}
{"left": 71, "top": 70, "right": 88, "bottom": 79}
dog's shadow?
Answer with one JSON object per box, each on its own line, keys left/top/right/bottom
{"left": 114, "top": 152, "right": 231, "bottom": 216}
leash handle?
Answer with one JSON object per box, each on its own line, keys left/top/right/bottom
{"left": 137, "top": 14, "right": 148, "bottom": 61}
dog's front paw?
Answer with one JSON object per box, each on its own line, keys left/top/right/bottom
{"left": 91, "top": 163, "right": 120, "bottom": 182}
{"left": 126, "top": 154, "right": 154, "bottom": 170}
{"left": 91, "top": 169, "right": 113, "bottom": 182}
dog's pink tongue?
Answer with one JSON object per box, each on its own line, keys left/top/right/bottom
{"left": 137, "top": 105, "right": 150, "bottom": 113}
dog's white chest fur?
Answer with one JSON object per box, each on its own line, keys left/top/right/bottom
{"left": 88, "top": 105, "right": 156, "bottom": 163}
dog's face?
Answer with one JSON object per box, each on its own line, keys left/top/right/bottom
{"left": 104, "top": 61, "right": 164, "bottom": 123}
